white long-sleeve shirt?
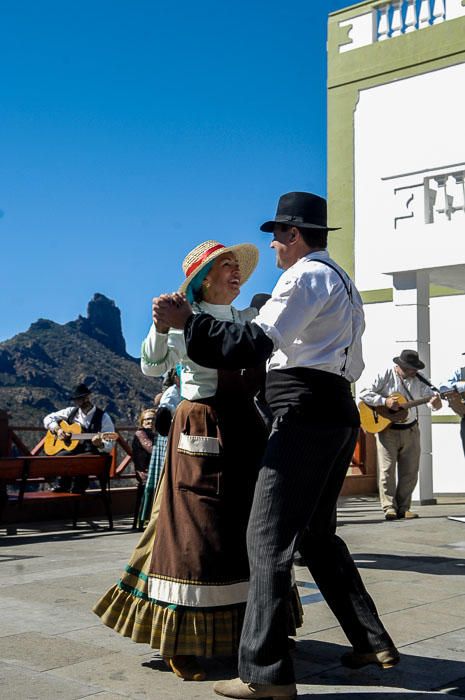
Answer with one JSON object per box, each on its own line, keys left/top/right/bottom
{"left": 43, "top": 406, "right": 115, "bottom": 453}
{"left": 253, "top": 250, "right": 365, "bottom": 382}
{"left": 359, "top": 367, "right": 436, "bottom": 425}
{"left": 141, "top": 301, "right": 257, "bottom": 401}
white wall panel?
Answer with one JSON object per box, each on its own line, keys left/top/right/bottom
{"left": 354, "top": 62, "right": 465, "bottom": 290}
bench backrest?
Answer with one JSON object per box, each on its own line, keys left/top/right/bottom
{"left": 0, "top": 455, "right": 109, "bottom": 482}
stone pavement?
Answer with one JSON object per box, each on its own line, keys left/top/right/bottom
{"left": 1, "top": 496, "right": 465, "bottom": 700}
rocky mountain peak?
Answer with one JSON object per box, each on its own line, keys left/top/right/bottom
{"left": 68, "top": 293, "right": 127, "bottom": 356}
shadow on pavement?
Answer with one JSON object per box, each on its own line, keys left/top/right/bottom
{"left": 350, "top": 552, "right": 465, "bottom": 575}
{"left": 0, "top": 525, "right": 137, "bottom": 546}
{"left": 294, "top": 639, "right": 465, "bottom": 694}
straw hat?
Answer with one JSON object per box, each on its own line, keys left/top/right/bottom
{"left": 179, "top": 240, "right": 259, "bottom": 294}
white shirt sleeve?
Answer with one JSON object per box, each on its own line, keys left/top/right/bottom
{"left": 253, "top": 272, "right": 327, "bottom": 350}
{"left": 43, "top": 407, "right": 74, "bottom": 431}
{"left": 359, "top": 371, "right": 391, "bottom": 407}
{"left": 141, "top": 323, "right": 186, "bottom": 377}
{"left": 440, "top": 368, "right": 465, "bottom": 394}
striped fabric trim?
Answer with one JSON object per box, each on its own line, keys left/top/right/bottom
{"left": 148, "top": 576, "right": 249, "bottom": 607}
{"left": 125, "top": 565, "right": 149, "bottom": 582}
{"left": 178, "top": 433, "right": 220, "bottom": 456}
{"left": 140, "top": 339, "right": 169, "bottom": 367}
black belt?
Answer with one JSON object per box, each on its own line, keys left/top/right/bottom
{"left": 389, "top": 420, "right": 418, "bottom": 431}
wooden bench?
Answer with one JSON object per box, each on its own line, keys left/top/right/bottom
{"left": 0, "top": 453, "right": 113, "bottom": 534}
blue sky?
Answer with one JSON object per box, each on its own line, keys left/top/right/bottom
{"left": 1, "top": 0, "right": 350, "bottom": 356}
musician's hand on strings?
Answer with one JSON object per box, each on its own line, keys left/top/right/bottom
{"left": 385, "top": 397, "right": 401, "bottom": 411}
{"left": 156, "top": 293, "right": 193, "bottom": 330}
{"left": 429, "top": 393, "right": 442, "bottom": 411}
{"left": 91, "top": 434, "right": 104, "bottom": 448}
{"left": 56, "top": 428, "right": 67, "bottom": 440}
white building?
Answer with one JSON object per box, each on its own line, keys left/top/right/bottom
{"left": 328, "top": 0, "right": 465, "bottom": 499}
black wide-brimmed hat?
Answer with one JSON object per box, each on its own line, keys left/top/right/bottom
{"left": 71, "top": 383, "right": 91, "bottom": 399}
{"left": 393, "top": 350, "right": 425, "bottom": 371}
{"left": 260, "top": 191, "right": 340, "bottom": 232}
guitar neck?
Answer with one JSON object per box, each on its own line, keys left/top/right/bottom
{"left": 73, "top": 433, "right": 101, "bottom": 440}
{"left": 403, "top": 389, "right": 451, "bottom": 410}
{"left": 402, "top": 396, "right": 432, "bottom": 410}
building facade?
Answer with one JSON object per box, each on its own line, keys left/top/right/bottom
{"left": 327, "top": 0, "right": 465, "bottom": 498}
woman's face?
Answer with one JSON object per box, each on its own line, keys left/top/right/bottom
{"left": 142, "top": 412, "right": 156, "bottom": 428}
{"left": 203, "top": 253, "right": 241, "bottom": 305}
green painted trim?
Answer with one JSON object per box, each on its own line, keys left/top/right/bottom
{"left": 329, "top": 0, "right": 373, "bottom": 18}
{"left": 360, "top": 286, "right": 464, "bottom": 304}
{"left": 431, "top": 285, "right": 464, "bottom": 298}
{"left": 432, "top": 415, "right": 462, "bottom": 424}
{"left": 361, "top": 289, "right": 392, "bottom": 304}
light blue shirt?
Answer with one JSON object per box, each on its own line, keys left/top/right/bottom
{"left": 439, "top": 366, "right": 465, "bottom": 395}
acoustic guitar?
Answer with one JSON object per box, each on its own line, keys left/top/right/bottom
{"left": 359, "top": 392, "right": 444, "bottom": 434}
{"left": 44, "top": 421, "right": 118, "bottom": 456}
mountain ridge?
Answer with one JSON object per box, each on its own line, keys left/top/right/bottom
{"left": 0, "top": 294, "right": 162, "bottom": 426}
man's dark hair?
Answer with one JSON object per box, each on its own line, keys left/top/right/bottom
{"left": 282, "top": 224, "right": 328, "bottom": 249}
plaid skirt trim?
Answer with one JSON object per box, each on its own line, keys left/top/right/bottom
{"left": 93, "top": 581, "right": 303, "bottom": 658}
{"left": 93, "top": 583, "right": 246, "bottom": 657}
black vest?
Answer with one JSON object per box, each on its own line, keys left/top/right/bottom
{"left": 67, "top": 406, "right": 105, "bottom": 454}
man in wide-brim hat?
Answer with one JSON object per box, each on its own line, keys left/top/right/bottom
{"left": 154, "top": 191, "right": 399, "bottom": 699}
{"left": 43, "top": 382, "right": 115, "bottom": 493}
{"left": 360, "top": 349, "right": 441, "bottom": 522}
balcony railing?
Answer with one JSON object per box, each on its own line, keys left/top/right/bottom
{"left": 338, "top": 0, "right": 465, "bottom": 53}
{"left": 382, "top": 164, "right": 465, "bottom": 228}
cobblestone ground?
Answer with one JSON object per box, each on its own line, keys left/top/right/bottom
{"left": 1, "top": 496, "right": 465, "bottom": 700}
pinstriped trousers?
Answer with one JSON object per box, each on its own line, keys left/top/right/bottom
{"left": 239, "top": 414, "right": 394, "bottom": 685}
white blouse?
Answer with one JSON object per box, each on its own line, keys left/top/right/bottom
{"left": 141, "top": 301, "right": 257, "bottom": 401}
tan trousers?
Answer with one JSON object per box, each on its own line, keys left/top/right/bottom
{"left": 375, "top": 424, "right": 421, "bottom": 514}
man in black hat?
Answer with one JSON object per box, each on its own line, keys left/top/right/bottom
{"left": 360, "top": 350, "right": 441, "bottom": 520}
{"left": 43, "top": 383, "right": 115, "bottom": 493}
{"left": 154, "top": 192, "right": 398, "bottom": 700}
{"left": 439, "top": 353, "right": 465, "bottom": 458}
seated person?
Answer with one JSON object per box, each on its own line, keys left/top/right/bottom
{"left": 43, "top": 383, "right": 115, "bottom": 493}
{"left": 131, "top": 408, "right": 157, "bottom": 483}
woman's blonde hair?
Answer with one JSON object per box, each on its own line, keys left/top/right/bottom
{"left": 138, "top": 408, "right": 156, "bottom": 427}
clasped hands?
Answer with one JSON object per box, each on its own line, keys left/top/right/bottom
{"left": 152, "top": 293, "right": 193, "bottom": 333}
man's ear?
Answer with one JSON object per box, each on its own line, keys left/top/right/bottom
{"left": 289, "top": 226, "right": 300, "bottom": 242}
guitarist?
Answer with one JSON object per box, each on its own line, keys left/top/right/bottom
{"left": 43, "top": 383, "right": 115, "bottom": 493}
{"left": 359, "top": 350, "right": 441, "bottom": 521}
{"left": 440, "top": 354, "right": 465, "bottom": 458}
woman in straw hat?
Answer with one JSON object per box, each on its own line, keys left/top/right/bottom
{"left": 94, "top": 239, "right": 302, "bottom": 682}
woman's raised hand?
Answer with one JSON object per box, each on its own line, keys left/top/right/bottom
{"left": 152, "top": 293, "right": 193, "bottom": 331}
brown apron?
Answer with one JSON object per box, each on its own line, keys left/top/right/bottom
{"left": 148, "top": 369, "right": 267, "bottom": 602}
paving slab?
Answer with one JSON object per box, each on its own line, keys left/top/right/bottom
{"left": 0, "top": 631, "right": 115, "bottom": 672}
{"left": 56, "top": 624, "right": 155, "bottom": 657}
{"left": 1, "top": 498, "right": 465, "bottom": 699}
{"left": 0, "top": 660, "right": 101, "bottom": 700}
